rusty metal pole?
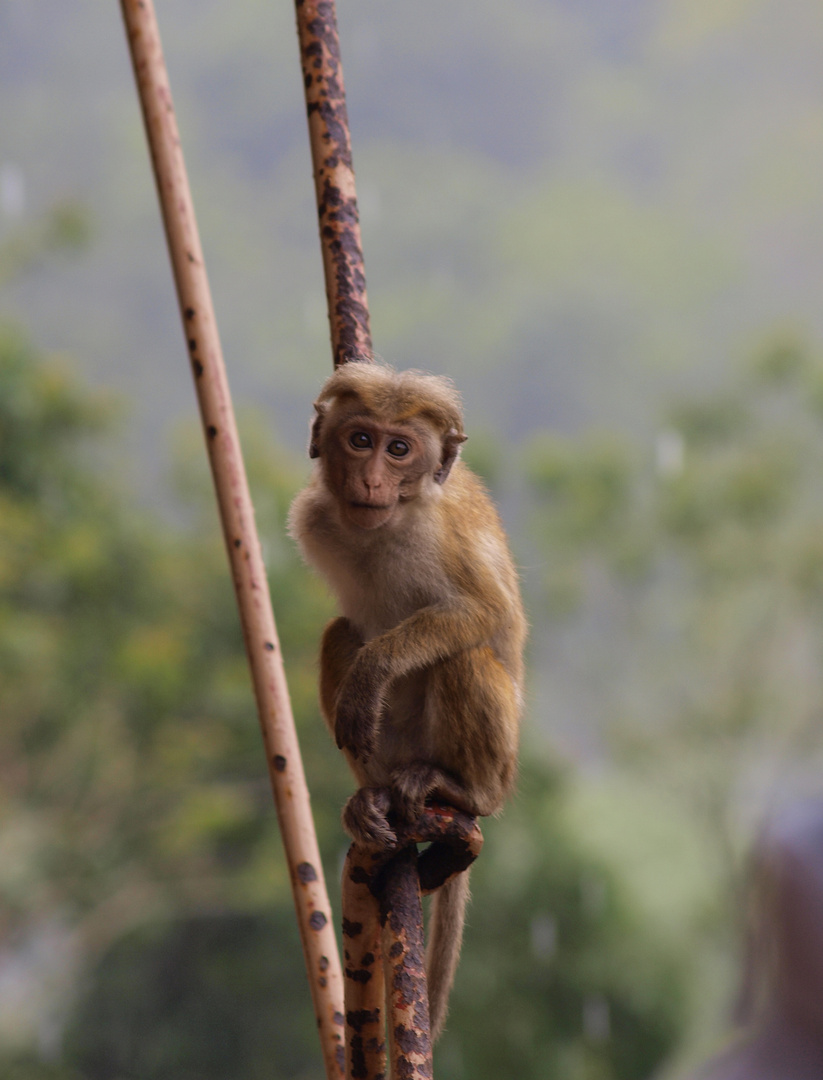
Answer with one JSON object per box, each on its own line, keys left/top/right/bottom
{"left": 291, "top": 5, "right": 488, "bottom": 1076}
{"left": 380, "top": 846, "right": 432, "bottom": 1080}
{"left": 342, "top": 807, "right": 484, "bottom": 1080}
{"left": 294, "top": 0, "right": 372, "bottom": 367}
{"left": 341, "top": 847, "right": 388, "bottom": 1079}
{"left": 119, "top": 5, "right": 345, "bottom": 1078}
{"left": 383, "top": 806, "right": 484, "bottom": 1080}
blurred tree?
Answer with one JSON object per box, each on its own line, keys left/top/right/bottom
{"left": 0, "top": 325, "right": 684, "bottom": 1078}
{"left": 0, "top": 319, "right": 346, "bottom": 1075}
{"left": 0, "top": 201, "right": 91, "bottom": 286}
{"left": 441, "top": 759, "right": 683, "bottom": 1080}
{"left": 527, "top": 332, "right": 823, "bottom": 914}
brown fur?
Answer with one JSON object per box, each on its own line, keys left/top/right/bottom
{"left": 288, "top": 362, "right": 526, "bottom": 1039}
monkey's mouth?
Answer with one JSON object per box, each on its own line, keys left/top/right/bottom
{"left": 345, "top": 501, "right": 395, "bottom": 529}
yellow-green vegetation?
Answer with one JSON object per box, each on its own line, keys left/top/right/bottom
{"left": 0, "top": 329, "right": 684, "bottom": 1079}
{"left": 526, "top": 333, "right": 823, "bottom": 1073}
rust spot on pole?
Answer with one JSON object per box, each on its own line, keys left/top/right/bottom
{"left": 295, "top": 0, "right": 372, "bottom": 367}
{"left": 404, "top": 802, "right": 484, "bottom": 894}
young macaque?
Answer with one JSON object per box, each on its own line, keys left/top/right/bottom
{"left": 288, "top": 360, "right": 526, "bottom": 1038}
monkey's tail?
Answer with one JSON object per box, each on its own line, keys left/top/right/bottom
{"left": 426, "top": 866, "right": 471, "bottom": 1041}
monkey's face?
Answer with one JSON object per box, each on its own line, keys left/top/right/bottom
{"left": 325, "top": 415, "right": 441, "bottom": 530}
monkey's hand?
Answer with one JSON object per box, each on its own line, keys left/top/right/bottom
{"left": 334, "top": 653, "right": 388, "bottom": 762}
{"left": 333, "top": 684, "right": 381, "bottom": 762}
{"left": 342, "top": 786, "right": 396, "bottom": 848}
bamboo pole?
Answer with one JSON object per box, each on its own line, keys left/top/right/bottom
{"left": 294, "top": 0, "right": 372, "bottom": 366}
{"left": 119, "top": 5, "right": 345, "bottom": 1078}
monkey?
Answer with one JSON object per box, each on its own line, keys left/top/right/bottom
{"left": 288, "top": 360, "right": 526, "bottom": 1039}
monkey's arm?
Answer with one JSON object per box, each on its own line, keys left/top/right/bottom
{"left": 334, "top": 589, "right": 509, "bottom": 760}
{"left": 319, "top": 617, "right": 363, "bottom": 732}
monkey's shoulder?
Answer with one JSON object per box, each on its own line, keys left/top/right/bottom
{"left": 439, "top": 464, "right": 516, "bottom": 565}
{"left": 442, "top": 462, "right": 503, "bottom": 525}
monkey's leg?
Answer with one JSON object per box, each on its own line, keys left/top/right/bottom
{"left": 333, "top": 594, "right": 511, "bottom": 764}
{"left": 323, "top": 618, "right": 385, "bottom": 762}
{"left": 319, "top": 617, "right": 362, "bottom": 732}
{"left": 398, "top": 648, "right": 519, "bottom": 820}
{"left": 390, "top": 761, "right": 478, "bottom": 821}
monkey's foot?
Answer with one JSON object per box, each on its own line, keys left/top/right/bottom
{"left": 342, "top": 787, "right": 397, "bottom": 849}
{"left": 390, "top": 762, "right": 467, "bottom": 822}
{"left": 389, "top": 762, "right": 438, "bottom": 821}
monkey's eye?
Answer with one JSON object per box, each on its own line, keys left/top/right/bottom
{"left": 386, "top": 439, "right": 410, "bottom": 457}
{"left": 349, "top": 432, "right": 373, "bottom": 449}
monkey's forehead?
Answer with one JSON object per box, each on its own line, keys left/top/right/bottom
{"left": 316, "top": 365, "right": 465, "bottom": 432}
{"left": 325, "top": 396, "right": 463, "bottom": 435}
{"left": 329, "top": 405, "right": 436, "bottom": 433}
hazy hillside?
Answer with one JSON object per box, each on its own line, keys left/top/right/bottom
{"left": 3, "top": 0, "right": 823, "bottom": 477}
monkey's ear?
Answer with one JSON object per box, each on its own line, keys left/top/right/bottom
{"left": 434, "top": 429, "right": 467, "bottom": 485}
{"left": 309, "top": 402, "right": 326, "bottom": 459}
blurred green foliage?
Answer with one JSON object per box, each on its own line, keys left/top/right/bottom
{"left": 0, "top": 202, "right": 91, "bottom": 287}
{"left": 526, "top": 333, "right": 823, "bottom": 1065}
{"left": 443, "top": 761, "right": 683, "bottom": 1080}
{"left": 0, "top": 329, "right": 683, "bottom": 1078}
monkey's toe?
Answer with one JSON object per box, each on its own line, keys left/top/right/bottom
{"left": 342, "top": 787, "right": 397, "bottom": 849}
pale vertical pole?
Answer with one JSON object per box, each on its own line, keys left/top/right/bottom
{"left": 119, "top": 4, "right": 345, "bottom": 1076}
